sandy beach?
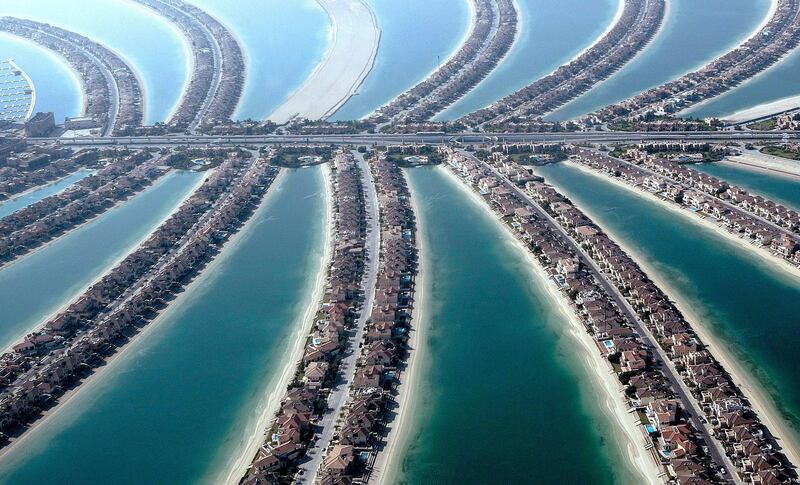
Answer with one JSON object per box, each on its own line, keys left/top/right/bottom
{"left": 374, "top": 169, "right": 429, "bottom": 485}
{"left": 267, "top": 0, "right": 380, "bottom": 123}
{"left": 724, "top": 95, "right": 800, "bottom": 123}
{"left": 546, "top": 167, "right": 800, "bottom": 469}
{"left": 559, "top": 162, "right": 800, "bottom": 464}
{"left": 725, "top": 151, "right": 800, "bottom": 179}
{"left": 398, "top": 165, "right": 665, "bottom": 483}
{"left": 213, "top": 166, "right": 333, "bottom": 485}
{"left": 0, "top": 167, "right": 267, "bottom": 464}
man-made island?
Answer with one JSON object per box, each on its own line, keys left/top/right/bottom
{"left": 0, "top": 17, "right": 144, "bottom": 136}
{"left": 131, "top": 0, "right": 245, "bottom": 132}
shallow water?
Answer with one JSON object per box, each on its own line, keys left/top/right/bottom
{"left": 397, "top": 166, "right": 642, "bottom": 485}
{"left": 0, "top": 167, "right": 328, "bottom": 485}
{"left": 537, "top": 162, "right": 800, "bottom": 448}
{"left": 0, "top": 171, "right": 203, "bottom": 353}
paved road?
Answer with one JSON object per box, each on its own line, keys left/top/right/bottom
{"left": 466, "top": 151, "right": 742, "bottom": 483}
{"left": 174, "top": 2, "right": 224, "bottom": 132}
{"left": 35, "top": 130, "right": 798, "bottom": 148}
{"left": 297, "top": 151, "right": 381, "bottom": 483}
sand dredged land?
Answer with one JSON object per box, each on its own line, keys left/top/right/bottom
{"left": 267, "top": 0, "right": 380, "bottom": 124}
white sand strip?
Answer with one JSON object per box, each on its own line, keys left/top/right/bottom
{"left": 217, "top": 167, "right": 333, "bottom": 485}
{"left": 724, "top": 96, "right": 800, "bottom": 123}
{"left": 725, "top": 152, "right": 800, "bottom": 179}
{"left": 548, "top": 164, "right": 800, "bottom": 469}
{"left": 378, "top": 166, "right": 662, "bottom": 484}
{"left": 374, "top": 170, "right": 430, "bottom": 485}
{"left": 267, "top": 0, "right": 381, "bottom": 124}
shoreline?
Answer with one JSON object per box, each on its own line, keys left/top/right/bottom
{"left": 679, "top": 0, "right": 789, "bottom": 120}
{"left": 540, "top": 0, "right": 625, "bottom": 106}
{"left": 363, "top": 0, "right": 476, "bottom": 121}
{"left": 323, "top": 0, "right": 381, "bottom": 120}
{"left": 434, "top": 0, "right": 524, "bottom": 122}
{"left": 267, "top": 0, "right": 381, "bottom": 124}
{"left": 722, "top": 93, "right": 800, "bottom": 123}
{"left": 375, "top": 168, "right": 430, "bottom": 485}
{"left": 122, "top": 0, "right": 194, "bottom": 124}
{"left": 547, "top": 0, "right": 670, "bottom": 121}
{"left": 215, "top": 166, "right": 333, "bottom": 485}
{"left": 567, "top": 161, "right": 800, "bottom": 282}
{"left": 0, "top": 170, "right": 208, "bottom": 355}
{"left": 545, "top": 166, "right": 800, "bottom": 469}
{"left": 435, "top": 165, "right": 661, "bottom": 483}
{"left": 0, "top": 168, "right": 94, "bottom": 209}
{"left": 0, "top": 32, "right": 86, "bottom": 118}
{"left": 724, "top": 151, "right": 800, "bottom": 179}
{"left": 0, "top": 166, "right": 267, "bottom": 464}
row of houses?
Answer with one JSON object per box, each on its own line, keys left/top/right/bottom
{"left": 520, "top": 171, "right": 796, "bottom": 485}
{"left": 0, "top": 17, "right": 115, "bottom": 133}
{"left": 446, "top": 149, "right": 725, "bottom": 483}
{"left": 172, "top": 0, "right": 245, "bottom": 129}
{"left": 242, "top": 153, "right": 370, "bottom": 484}
{"left": 595, "top": 0, "right": 800, "bottom": 121}
{"left": 573, "top": 148, "right": 800, "bottom": 269}
{"left": 132, "top": 0, "right": 219, "bottom": 131}
{"left": 0, "top": 151, "right": 165, "bottom": 266}
{"left": 0, "top": 154, "right": 277, "bottom": 445}
{"left": 461, "top": 0, "right": 666, "bottom": 127}
{"left": 371, "top": 0, "right": 517, "bottom": 123}
{"left": 315, "top": 155, "right": 418, "bottom": 484}
{"left": 2, "top": 18, "right": 144, "bottom": 135}
{"left": 0, "top": 146, "right": 94, "bottom": 199}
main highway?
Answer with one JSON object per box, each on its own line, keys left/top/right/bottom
{"left": 29, "top": 130, "right": 800, "bottom": 148}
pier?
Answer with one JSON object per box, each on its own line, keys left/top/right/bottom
{"left": 0, "top": 59, "right": 35, "bottom": 123}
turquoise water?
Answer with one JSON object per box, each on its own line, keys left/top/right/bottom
{"left": 683, "top": 47, "right": 800, "bottom": 119}
{"left": 398, "top": 167, "right": 641, "bottom": 485}
{"left": 537, "top": 163, "right": 800, "bottom": 445}
{"left": 436, "top": 0, "right": 618, "bottom": 121}
{"left": 546, "top": 0, "right": 771, "bottom": 120}
{"left": 0, "top": 171, "right": 202, "bottom": 352}
{"left": 331, "top": 0, "right": 470, "bottom": 121}
{"left": 0, "top": 0, "right": 188, "bottom": 124}
{"left": 692, "top": 162, "right": 800, "bottom": 212}
{"left": 0, "top": 32, "right": 82, "bottom": 122}
{"left": 0, "top": 169, "right": 94, "bottom": 219}
{"left": 190, "top": 0, "right": 329, "bottom": 120}
{"left": 0, "top": 167, "right": 327, "bottom": 485}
